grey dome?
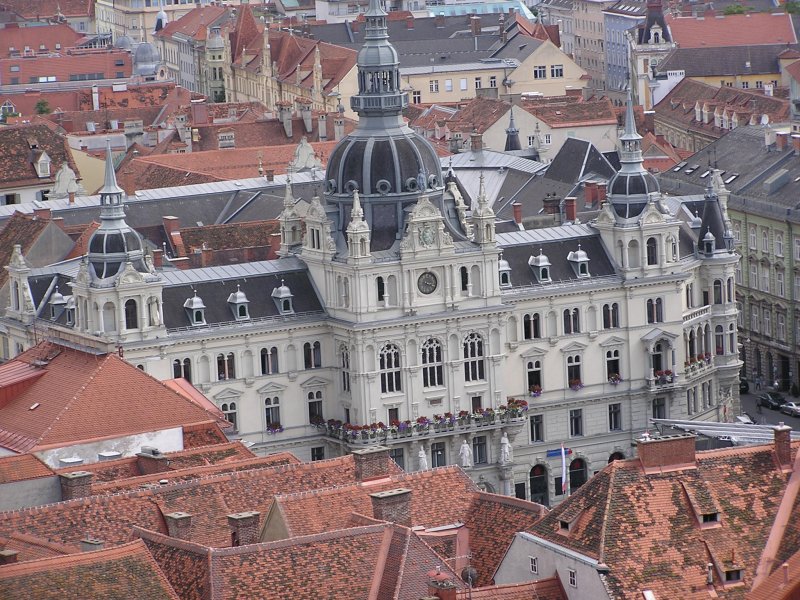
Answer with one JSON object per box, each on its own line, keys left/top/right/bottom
{"left": 326, "top": 132, "right": 442, "bottom": 197}
{"left": 88, "top": 229, "right": 146, "bottom": 279}
{"left": 608, "top": 171, "right": 659, "bottom": 218}
{"left": 114, "top": 35, "right": 133, "bottom": 50}
{"left": 134, "top": 42, "right": 160, "bottom": 76}
{"left": 357, "top": 43, "right": 399, "bottom": 68}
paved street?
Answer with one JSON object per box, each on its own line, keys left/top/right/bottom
{"left": 740, "top": 388, "right": 800, "bottom": 428}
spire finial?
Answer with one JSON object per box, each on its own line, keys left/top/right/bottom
{"left": 99, "top": 138, "right": 122, "bottom": 196}
{"left": 624, "top": 89, "right": 638, "bottom": 137}
{"left": 351, "top": 188, "right": 363, "bottom": 220}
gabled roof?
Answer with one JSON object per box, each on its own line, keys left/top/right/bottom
{"left": 154, "top": 6, "right": 228, "bottom": 41}
{"left": 0, "top": 540, "right": 179, "bottom": 600}
{"left": 524, "top": 439, "right": 799, "bottom": 599}
{"left": 0, "top": 341, "right": 229, "bottom": 453}
{"left": 0, "top": 49, "right": 133, "bottom": 86}
{"left": 666, "top": 12, "right": 797, "bottom": 48}
{"left": 444, "top": 96, "right": 511, "bottom": 134}
{"left": 0, "top": 23, "right": 82, "bottom": 58}
{"left": 0, "top": 123, "right": 78, "bottom": 189}
{"left": 520, "top": 97, "right": 618, "bottom": 128}
{"left": 657, "top": 44, "right": 794, "bottom": 78}
{"left": 0, "top": 454, "right": 54, "bottom": 483}
{"left": 0, "top": 0, "right": 93, "bottom": 19}
{"left": 0, "top": 212, "right": 55, "bottom": 288}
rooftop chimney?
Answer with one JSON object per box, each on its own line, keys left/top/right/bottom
{"left": 152, "top": 248, "right": 163, "bottom": 269}
{"left": 774, "top": 422, "right": 792, "bottom": 470}
{"left": 427, "top": 568, "right": 457, "bottom": 600}
{"left": 0, "top": 550, "right": 19, "bottom": 565}
{"left": 59, "top": 471, "right": 93, "bottom": 500}
{"left": 162, "top": 215, "right": 180, "bottom": 236}
{"left": 792, "top": 134, "right": 800, "bottom": 157}
{"left": 512, "top": 202, "right": 522, "bottom": 226}
{"left": 369, "top": 488, "right": 412, "bottom": 527}
{"left": 776, "top": 132, "right": 789, "bottom": 151}
{"left": 227, "top": 511, "right": 261, "bottom": 547}
{"left": 636, "top": 433, "right": 696, "bottom": 472}
{"left": 564, "top": 196, "right": 577, "bottom": 222}
{"left": 470, "top": 15, "right": 482, "bottom": 36}
{"left": 136, "top": 446, "right": 170, "bottom": 475}
{"left": 33, "top": 206, "right": 51, "bottom": 220}
{"left": 406, "top": 15, "right": 414, "bottom": 29}
{"left": 68, "top": 191, "right": 75, "bottom": 204}
{"left": 584, "top": 181, "right": 597, "bottom": 207}
{"left": 597, "top": 182, "right": 607, "bottom": 203}
{"left": 80, "top": 538, "right": 104, "bottom": 552}
{"left": 470, "top": 129, "right": 483, "bottom": 151}
{"left": 435, "top": 12, "right": 445, "bottom": 28}
{"left": 164, "top": 512, "right": 193, "bottom": 540}
{"left": 265, "top": 169, "right": 275, "bottom": 182}
{"left": 352, "top": 446, "right": 391, "bottom": 482}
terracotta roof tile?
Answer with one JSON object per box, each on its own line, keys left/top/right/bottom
{"left": 0, "top": 539, "right": 179, "bottom": 599}
{"left": 154, "top": 6, "right": 228, "bottom": 42}
{"left": 0, "top": 49, "right": 132, "bottom": 86}
{"left": 520, "top": 97, "right": 617, "bottom": 128}
{"left": 0, "top": 454, "right": 53, "bottom": 484}
{"left": 0, "top": 0, "right": 93, "bottom": 19}
{"left": 0, "top": 341, "right": 228, "bottom": 453}
{"left": 445, "top": 97, "right": 511, "bottom": 134}
{"left": 459, "top": 577, "right": 566, "bottom": 599}
{"left": 666, "top": 13, "right": 796, "bottom": 48}
{"left": 526, "top": 442, "right": 799, "bottom": 599}
{"left": 177, "top": 220, "right": 281, "bottom": 254}
{"left": 0, "top": 123, "right": 78, "bottom": 190}
{"left": 0, "top": 23, "right": 82, "bottom": 58}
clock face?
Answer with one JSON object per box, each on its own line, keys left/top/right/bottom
{"left": 417, "top": 271, "right": 438, "bottom": 295}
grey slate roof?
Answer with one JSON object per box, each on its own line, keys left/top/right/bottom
{"left": 657, "top": 125, "right": 800, "bottom": 221}
{"left": 545, "top": 138, "right": 617, "bottom": 185}
{"left": 657, "top": 44, "right": 794, "bottom": 78}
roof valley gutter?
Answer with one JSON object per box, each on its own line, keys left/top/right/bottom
{"left": 220, "top": 191, "right": 261, "bottom": 225}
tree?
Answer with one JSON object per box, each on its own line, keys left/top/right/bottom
{"left": 723, "top": 4, "right": 746, "bottom": 14}
{"left": 34, "top": 99, "right": 51, "bottom": 114}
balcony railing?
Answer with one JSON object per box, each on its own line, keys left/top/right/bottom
{"left": 682, "top": 305, "right": 710, "bottom": 324}
{"left": 318, "top": 414, "right": 526, "bottom": 447}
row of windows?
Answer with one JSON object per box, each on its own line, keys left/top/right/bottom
{"left": 428, "top": 76, "right": 497, "bottom": 93}
{"left": 532, "top": 64, "right": 564, "bottom": 79}
{"left": 529, "top": 399, "right": 666, "bottom": 443}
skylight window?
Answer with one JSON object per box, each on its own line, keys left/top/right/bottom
{"left": 684, "top": 164, "right": 700, "bottom": 174}
{"left": 724, "top": 173, "right": 739, "bottom": 184}
{"left": 699, "top": 170, "right": 711, "bottom": 179}
{"left": 673, "top": 161, "right": 687, "bottom": 172}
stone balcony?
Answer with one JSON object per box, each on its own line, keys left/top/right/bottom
{"left": 318, "top": 414, "right": 527, "bottom": 449}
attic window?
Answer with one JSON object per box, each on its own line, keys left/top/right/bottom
{"left": 702, "top": 512, "right": 719, "bottom": 523}
{"left": 559, "top": 520, "right": 570, "bottom": 531}
{"left": 724, "top": 173, "right": 739, "bottom": 184}
{"left": 725, "top": 569, "right": 742, "bottom": 582}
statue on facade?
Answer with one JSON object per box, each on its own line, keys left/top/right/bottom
{"left": 417, "top": 447, "right": 428, "bottom": 471}
{"left": 499, "top": 432, "right": 511, "bottom": 464}
{"left": 459, "top": 439, "right": 473, "bottom": 468}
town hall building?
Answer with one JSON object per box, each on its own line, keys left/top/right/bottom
{"left": 0, "top": 0, "right": 740, "bottom": 506}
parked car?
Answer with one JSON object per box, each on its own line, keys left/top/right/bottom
{"left": 780, "top": 402, "right": 800, "bottom": 417}
{"left": 736, "top": 414, "right": 755, "bottom": 425}
{"left": 758, "top": 392, "right": 785, "bottom": 410}
{"left": 739, "top": 378, "right": 749, "bottom": 394}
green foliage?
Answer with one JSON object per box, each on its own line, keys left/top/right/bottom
{"left": 723, "top": 4, "right": 746, "bottom": 14}
{"left": 787, "top": 1, "right": 800, "bottom": 13}
{"left": 34, "top": 99, "right": 51, "bottom": 114}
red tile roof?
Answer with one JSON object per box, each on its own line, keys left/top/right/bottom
{"left": 0, "top": 341, "right": 229, "bottom": 453}
{"left": 0, "top": 123, "right": 78, "bottom": 189}
{"left": 520, "top": 97, "right": 618, "bottom": 128}
{"left": 0, "top": 454, "right": 53, "bottom": 483}
{"left": 0, "top": 212, "right": 53, "bottom": 288}
{"left": 525, "top": 440, "right": 800, "bottom": 599}
{"left": 0, "top": 0, "right": 93, "bottom": 19}
{"left": 154, "top": 6, "right": 228, "bottom": 42}
{"left": 666, "top": 13, "right": 797, "bottom": 48}
{"left": 445, "top": 96, "right": 511, "bottom": 134}
{"left": 0, "top": 23, "right": 82, "bottom": 58}
{"left": 176, "top": 220, "right": 281, "bottom": 255}
{"left": 0, "top": 48, "right": 132, "bottom": 85}
{"left": 0, "top": 532, "right": 78, "bottom": 562}
{"left": 459, "top": 577, "right": 566, "bottom": 599}
{"left": 0, "top": 539, "right": 179, "bottom": 600}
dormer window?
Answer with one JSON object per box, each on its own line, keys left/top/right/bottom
{"left": 528, "top": 249, "right": 552, "bottom": 283}
{"left": 498, "top": 253, "right": 512, "bottom": 288}
{"left": 227, "top": 284, "right": 250, "bottom": 321}
{"left": 272, "top": 279, "right": 294, "bottom": 315}
{"left": 184, "top": 290, "right": 206, "bottom": 325}
{"left": 36, "top": 152, "right": 51, "bottom": 178}
{"left": 567, "top": 244, "right": 590, "bottom": 278}
{"left": 725, "top": 569, "right": 742, "bottom": 582}
{"left": 559, "top": 520, "right": 570, "bottom": 531}
{"left": 703, "top": 228, "right": 716, "bottom": 255}
{"left": 49, "top": 286, "right": 67, "bottom": 320}
{"left": 702, "top": 512, "right": 719, "bottom": 524}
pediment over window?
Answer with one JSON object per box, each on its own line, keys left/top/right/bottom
{"left": 300, "top": 375, "right": 330, "bottom": 388}
{"left": 560, "top": 341, "right": 588, "bottom": 353}
{"left": 257, "top": 381, "right": 287, "bottom": 395}
{"left": 641, "top": 328, "right": 678, "bottom": 343}
{"left": 521, "top": 346, "right": 548, "bottom": 358}
{"left": 599, "top": 336, "right": 626, "bottom": 348}
{"left": 213, "top": 387, "right": 243, "bottom": 401}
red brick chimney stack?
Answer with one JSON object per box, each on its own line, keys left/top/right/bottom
{"left": 164, "top": 512, "right": 194, "bottom": 541}
{"left": 564, "top": 196, "right": 577, "bottom": 222}
{"left": 774, "top": 422, "right": 792, "bottom": 470}
{"left": 162, "top": 215, "right": 180, "bottom": 236}
{"left": 776, "top": 132, "right": 789, "bottom": 151}
{"left": 352, "top": 446, "right": 391, "bottom": 482}
{"left": 792, "top": 134, "right": 800, "bottom": 156}
{"left": 59, "top": 471, "right": 93, "bottom": 500}
{"left": 636, "top": 433, "right": 696, "bottom": 471}
{"left": 512, "top": 202, "right": 522, "bottom": 225}
{"left": 227, "top": 511, "right": 261, "bottom": 546}
{"left": 0, "top": 550, "right": 19, "bottom": 565}
{"left": 369, "top": 488, "right": 412, "bottom": 527}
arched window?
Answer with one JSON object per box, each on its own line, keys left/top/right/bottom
{"left": 606, "top": 349, "right": 620, "bottom": 380}
{"left": 602, "top": 303, "right": 619, "bottom": 329}
{"left": 715, "top": 325, "right": 724, "bottom": 355}
{"left": 529, "top": 464, "right": 548, "bottom": 506}
{"left": 567, "top": 354, "right": 582, "bottom": 386}
{"left": 304, "top": 341, "right": 321, "bottom": 369}
{"left": 379, "top": 344, "right": 402, "bottom": 393}
{"left": 124, "top": 299, "right": 138, "bottom": 329}
{"left": 569, "top": 458, "right": 587, "bottom": 492}
{"left": 563, "top": 308, "right": 580, "bottom": 334}
{"left": 727, "top": 277, "right": 734, "bottom": 302}
{"left": 463, "top": 332, "right": 485, "bottom": 382}
{"left": 173, "top": 358, "right": 192, "bottom": 383}
{"left": 217, "top": 353, "right": 235, "bottom": 380}
{"left": 308, "top": 390, "right": 323, "bottom": 424}
{"left": 421, "top": 338, "right": 444, "bottom": 388}
{"left": 729, "top": 323, "right": 737, "bottom": 353}
{"left": 460, "top": 266, "right": 469, "bottom": 293}
{"left": 646, "top": 298, "right": 663, "bottom": 323}
{"left": 523, "top": 313, "right": 541, "bottom": 339}
{"left": 341, "top": 346, "right": 351, "bottom": 392}
{"left": 260, "top": 347, "right": 279, "bottom": 375}
{"left": 713, "top": 280, "right": 723, "bottom": 304}
{"left": 376, "top": 276, "right": 385, "bottom": 302}
{"left": 646, "top": 237, "right": 658, "bottom": 265}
